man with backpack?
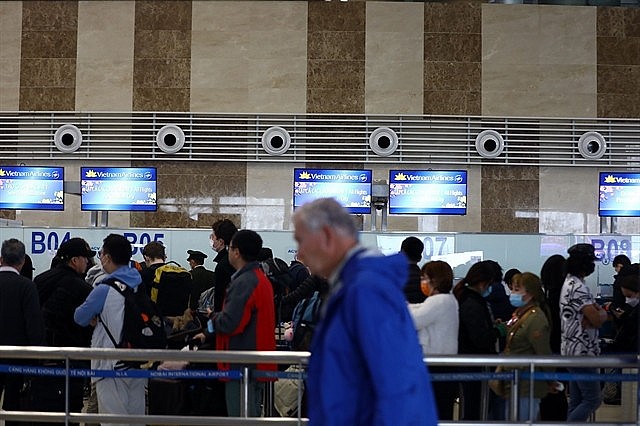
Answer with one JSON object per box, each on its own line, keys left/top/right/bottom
{"left": 141, "top": 241, "right": 193, "bottom": 317}
{"left": 74, "top": 234, "right": 148, "bottom": 422}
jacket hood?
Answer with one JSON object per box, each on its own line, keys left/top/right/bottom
{"left": 343, "top": 250, "right": 409, "bottom": 292}
{"left": 106, "top": 265, "right": 142, "bottom": 288}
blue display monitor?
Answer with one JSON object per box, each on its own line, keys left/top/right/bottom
{"left": 293, "top": 168, "right": 372, "bottom": 214}
{"left": 0, "top": 166, "right": 64, "bottom": 211}
{"left": 81, "top": 167, "right": 157, "bottom": 212}
{"left": 599, "top": 172, "right": 640, "bottom": 217}
{"left": 389, "top": 170, "right": 467, "bottom": 215}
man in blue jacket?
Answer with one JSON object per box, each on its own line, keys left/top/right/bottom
{"left": 74, "top": 234, "right": 146, "bottom": 422}
{"left": 292, "top": 198, "right": 438, "bottom": 426}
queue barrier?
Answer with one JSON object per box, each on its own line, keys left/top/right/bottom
{"left": 0, "top": 346, "right": 638, "bottom": 425}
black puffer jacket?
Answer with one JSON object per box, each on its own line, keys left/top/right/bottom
{"left": 34, "top": 264, "right": 93, "bottom": 347}
{"left": 457, "top": 287, "right": 499, "bottom": 355}
{"left": 403, "top": 263, "right": 425, "bottom": 304}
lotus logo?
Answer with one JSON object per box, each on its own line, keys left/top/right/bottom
{"left": 394, "top": 173, "right": 408, "bottom": 181}
{"left": 85, "top": 169, "right": 97, "bottom": 178}
{"left": 604, "top": 175, "right": 616, "bottom": 184}
{"left": 299, "top": 171, "right": 311, "bottom": 179}
{"left": 52, "top": 171, "right": 60, "bottom": 179}
{"left": 455, "top": 174, "right": 463, "bottom": 183}
{"left": 359, "top": 173, "right": 368, "bottom": 182}
{"left": 144, "top": 171, "right": 152, "bottom": 179}
{"left": 0, "top": 169, "right": 5, "bottom": 177}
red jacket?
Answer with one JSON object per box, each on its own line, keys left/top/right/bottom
{"left": 214, "top": 262, "right": 276, "bottom": 376}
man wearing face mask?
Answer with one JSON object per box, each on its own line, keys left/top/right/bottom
{"left": 210, "top": 219, "right": 238, "bottom": 313}
{"left": 559, "top": 243, "right": 608, "bottom": 422}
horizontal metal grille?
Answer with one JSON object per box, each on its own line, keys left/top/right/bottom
{"left": 0, "top": 112, "right": 639, "bottom": 168}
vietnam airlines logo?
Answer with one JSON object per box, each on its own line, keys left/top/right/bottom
{"left": 85, "top": 169, "right": 98, "bottom": 178}
{"left": 604, "top": 175, "right": 616, "bottom": 184}
{"left": 0, "top": 169, "right": 5, "bottom": 177}
{"left": 299, "top": 171, "right": 311, "bottom": 179}
{"left": 394, "top": 172, "right": 408, "bottom": 181}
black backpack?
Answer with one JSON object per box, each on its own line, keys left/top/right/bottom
{"left": 291, "top": 291, "right": 322, "bottom": 351}
{"left": 100, "top": 278, "right": 168, "bottom": 354}
{"left": 260, "top": 257, "right": 294, "bottom": 324}
{"left": 151, "top": 261, "right": 193, "bottom": 317}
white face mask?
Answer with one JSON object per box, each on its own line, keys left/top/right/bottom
{"left": 625, "top": 297, "right": 639, "bottom": 308}
{"left": 209, "top": 238, "right": 216, "bottom": 252}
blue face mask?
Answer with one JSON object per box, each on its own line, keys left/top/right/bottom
{"left": 509, "top": 293, "right": 526, "bottom": 308}
{"left": 482, "top": 285, "right": 493, "bottom": 298}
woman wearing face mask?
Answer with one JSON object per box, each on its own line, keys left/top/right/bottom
{"left": 408, "top": 261, "right": 459, "bottom": 420}
{"left": 501, "top": 272, "right": 559, "bottom": 421}
{"left": 601, "top": 273, "right": 640, "bottom": 405}
{"left": 453, "top": 260, "right": 506, "bottom": 420}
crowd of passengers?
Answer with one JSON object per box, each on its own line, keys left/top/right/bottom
{"left": 401, "top": 237, "right": 638, "bottom": 422}
{"left": 0, "top": 225, "right": 638, "bottom": 425}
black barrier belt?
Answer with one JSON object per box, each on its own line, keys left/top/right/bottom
{"left": 0, "top": 364, "right": 241, "bottom": 380}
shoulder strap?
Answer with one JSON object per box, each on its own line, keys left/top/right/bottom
{"left": 97, "top": 279, "right": 127, "bottom": 348}
{"left": 505, "top": 306, "right": 537, "bottom": 351}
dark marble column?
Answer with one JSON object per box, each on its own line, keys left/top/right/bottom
{"left": 597, "top": 7, "right": 640, "bottom": 118}
{"left": 19, "top": 0, "right": 78, "bottom": 111}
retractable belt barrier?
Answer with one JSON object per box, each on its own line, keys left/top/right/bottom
{"left": 1, "top": 361, "right": 637, "bottom": 383}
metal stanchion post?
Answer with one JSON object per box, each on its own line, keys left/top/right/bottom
{"left": 297, "top": 363, "right": 304, "bottom": 423}
{"left": 241, "top": 366, "right": 250, "bottom": 418}
{"left": 511, "top": 368, "right": 520, "bottom": 421}
{"left": 528, "top": 362, "right": 535, "bottom": 421}
{"left": 65, "top": 356, "right": 70, "bottom": 426}
{"left": 481, "top": 366, "right": 488, "bottom": 420}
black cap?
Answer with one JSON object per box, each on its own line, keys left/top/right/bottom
{"left": 187, "top": 249, "right": 207, "bottom": 262}
{"left": 56, "top": 238, "right": 96, "bottom": 260}
{"left": 567, "top": 243, "right": 596, "bottom": 260}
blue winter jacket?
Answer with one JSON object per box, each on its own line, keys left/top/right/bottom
{"left": 307, "top": 250, "right": 439, "bottom": 426}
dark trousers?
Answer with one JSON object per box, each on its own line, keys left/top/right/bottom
{"left": 0, "top": 373, "right": 26, "bottom": 426}
{"left": 428, "top": 366, "right": 459, "bottom": 420}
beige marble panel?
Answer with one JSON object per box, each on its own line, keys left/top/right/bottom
{"left": 76, "top": 1, "right": 134, "bottom": 111}
{"left": 0, "top": 2, "right": 21, "bottom": 110}
{"left": 539, "top": 166, "right": 599, "bottom": 234}
{"left": 482, "top": 4, "right": 597, "bottom": 118}
{"left": 246, "top": 163, "right": 296, "bottom": 231}
{"left": 0, "top": 1, "right": 22, "bottom": 31}
{"left": 192, "top": 57, "right": 249, "bottom": 88}
{"left": 191, "top": 1, "right": 307, "bottom": 113}
{"left": 482, "top": 4, "right": 539, "bottom": 65}
{"left": 538, "top": 6, "right": 595, "bottom": 65}
{"left": 0, "top": 30, "right": 21, "bottom": 59}
{"left": 365, "top": 2, "right": 423, "bottom": 115}
{"left": 191, "top": 1, "right": 251, "bottom": 31}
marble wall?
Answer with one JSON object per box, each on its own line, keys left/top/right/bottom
{"left": 1, "top": 1, "right": 639, "bottom": 234}
{"left": 76, "top": 1, "right": 135, "bottom": 111}
{"left": 307, "top": 1, "right": 365, "bottom": 114}
{"left": 133, "top": 0, "right": 192, "bottom": 112}
{"left": 424, "top": 2, "right": 481, "bottom": 115}
{"left": 190, "top": 1, "right": 307, "bottom": 113}
{"left": 597, "top": 7, "right": 640, "bottom": 118}
{"left": 19, "top": 0, "right": 77, "bottom": 111}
